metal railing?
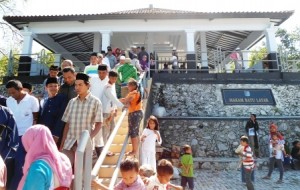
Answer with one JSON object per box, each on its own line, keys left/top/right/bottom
{"left": 91, "top": 109, "right": 127, "bottom": 187}
{"left": 151, "top": 49, "right": 300, "bottom": 73}
{"left": 91, "top": 72, "right": 147, "bottom": 189}
{"left": 6, "top": 49, "right": 300, "bottom": 78}
{"left": 6, "top": 52, "right": 53, "bottom": 76}
{"left": 74, "top": 130, "right": 93, "bottom": 190}
{"left": 107, "top": 127, "right": 130, "bottom": 189}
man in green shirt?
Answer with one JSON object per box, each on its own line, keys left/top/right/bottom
{"left": 117, "top": 57, "right": 137, "bottom": 98}
{"left": 180, "top": 144, "right": 194, "bottom": 190}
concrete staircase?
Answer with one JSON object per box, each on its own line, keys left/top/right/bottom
{"left": 95, "top": 112, "right": 131, "bottom": 187}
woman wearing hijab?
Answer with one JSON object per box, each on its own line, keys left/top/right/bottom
{"left": 245, "top": 114, "right": 260, "bottom": 157}
{"left": 17, "top": 125, "right": 72, "bottom": 190}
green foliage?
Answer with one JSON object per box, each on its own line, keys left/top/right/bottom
{"left": 249, "top": 47, "right": 268, "bottom": 68}
{"left": 276, "top": 28, "right": 300, "bottom": 55}
{"left": 276, "top": 28, "right": 300, "bottom": 70}
{"left": 38, "top": 49, "right": 56, "bottom": 67}
{"left": 0, "top": 56, "right": 8, "bottom": 78}
{"left": 249, "top": 27, "right": 300, "bottom": 70}
{"left": 0, "top": 52, "right": 19, "bottom": 83}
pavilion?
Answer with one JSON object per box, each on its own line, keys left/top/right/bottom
{"left": 3, "top": 5, "right": 294, "bottom": 73}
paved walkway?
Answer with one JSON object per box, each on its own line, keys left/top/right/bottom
{"left": 172, "top": 168, "right": 300, "bottom": 190}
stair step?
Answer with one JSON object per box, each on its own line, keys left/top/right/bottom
{"left": 103, "top": 153, "right": 121, "bottom": 165}
{"left": 117, "top": 126, "right": 128, "bottom": 135}
{"left": 98, "top": 165, "right": 122, "bottom": 178}
{"left": 109, "top": 144, "right": 132, "bottom": 153}
{"left": 96, "top": 177, "right": 121, "bottom": 187}
{"left": 112, "top": 135, "right": 130, "bottom": 144}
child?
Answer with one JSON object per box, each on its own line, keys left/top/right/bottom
{"left": 235, "top": 136, "right": 255, "bottom": 184}
{"left": 291, "top": 140, "right": 300, "bottom": 169}
{"left": 91, "top": 157, "right": 146, "bottom": 190}
{"left": 239, "top": 136, "right": 255, "bottom": 190}
{"left": 120, "top": 78, "right": 143, "bottom": 157}
{"left": 179, "top": 145, "right": 194, "bottom": 190}
{"left": 139, "top": 164, "right": 155, "bottom": 181}
{"left": 102, "top": 71, "right": 124, "bottom": 156}
{"left": 146, "top": 159, "right": 182, "bottom": 190}
{"left": 262, "top": 133, "right": 285, "bottom": 184}
{"left": 141, "top": 115, "right": 162, "bottom": 172}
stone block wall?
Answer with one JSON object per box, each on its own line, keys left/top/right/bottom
{"left": 159, "top": 119, "right": 300, "bottom": 158}
{"left": 152, "top": 83, "right": 300, "bottom": 117}
{"left": 152, "top": 83, "right": 300, "bottom": 157}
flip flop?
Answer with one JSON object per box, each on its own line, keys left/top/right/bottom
{"left": 106, "top": 152, "right": 115, "bottom": 157}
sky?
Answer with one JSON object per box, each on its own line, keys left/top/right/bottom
{"left": 15, "top": 0, "right": 300, "bottom": 52}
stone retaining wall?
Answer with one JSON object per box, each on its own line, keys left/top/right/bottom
{"left": 159, "top": 119, "right": 300, "bottom": 158}
{"left": 152, "top": 83, "right": 300, "bottom": 117}
{"left": 151, "top": 83, "right": 300, "bottom": 158}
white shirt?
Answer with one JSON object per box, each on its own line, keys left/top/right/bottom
{"left": 146, "top": 176, "right": 168, "bottom": 190}
{"left": 102, "top": 57, "right": 111, "bottom": 71}
{"left": 171, "top": 56, "right": 178, "bottom": 67}
{"left": 90, "top": 76, "right": 109, "bottom": 100}
{"left": 101, "top": 83, "right": 123, "bottom": 113}
{"left": 6, "top": 93, "right": 39, "bottom": 136}
{"left": 141, "top": 128, "right": 162, "bottom": 152}
{"left": 131, "top": 58, "right": 143, "bottom": 72}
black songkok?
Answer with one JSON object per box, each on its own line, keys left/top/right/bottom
{"left": 76, "top": 73, "right": 90, "bottom": 82}
{"left": 46, "top": 77, "right": 58, "bottom": 85}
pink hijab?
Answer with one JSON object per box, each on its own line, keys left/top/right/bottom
{"left": 269, "top": 123, "right": 284, "bottom": 140}
{"left": 17, "top": 125, "right": 72, "bottom": 189}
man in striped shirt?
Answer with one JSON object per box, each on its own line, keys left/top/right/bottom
{"left": 239, "top": 136, "right": 255, "bottom": 190}
{"left": 60, "top": 73, "right": 103, "bottom": 165}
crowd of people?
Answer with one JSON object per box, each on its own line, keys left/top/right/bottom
{"left": 234, "top": 115, "right": 300, "bottom": 190}
{"left": 0, "top": 45, "right": 196, "bottom": 190}
{"left": 0, "top": 46, "right": 300, "bottom": 190}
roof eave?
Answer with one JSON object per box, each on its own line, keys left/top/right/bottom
{"left": 3, "top": 11, "right": 294, "bottom": 22}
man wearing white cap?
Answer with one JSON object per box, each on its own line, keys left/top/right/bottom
{"left": 113, "top": 55, "right": 126, "bottom": 71}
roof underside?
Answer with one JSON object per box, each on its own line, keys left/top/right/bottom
{"left": 3, "top": 8, "right": 294, "bottom": 66}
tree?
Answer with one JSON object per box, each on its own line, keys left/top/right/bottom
{"left": 249, "top": 27, "right": 300, "bottom": 71}
{"left": 0, "top": 0, "right": 22, "bottom": 56}
{"left": 38, "top": 49, "right": 56, "bottom": 67}
{"left": 0, "top": 49, "right": 19, "bottom": 83}
{"left": 276, "top": 28, "right": 300, "bottom": 70}
{"left": 248, "top": 45, "right": 268, "bottom": 68}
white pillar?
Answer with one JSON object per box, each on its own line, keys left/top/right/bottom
{"left": 147, "top": 32, "right": 154, "bottom": 53}
{"left": 185, "top": 29, "right": 196, "bottom": 53}
{"left": 93, "top": 32, "right": 101, "bottom": 52}
{"left": 264, "top": 24, "right": 278, "bottom": 53}
{"left": 101, "top": 31, "right": 112, "bottom": 51}
{"left": 200, "top": 32, "right": 208, "bottom": 68}
{"left": 21, "top": 31, "right": 34, "bottom": 55}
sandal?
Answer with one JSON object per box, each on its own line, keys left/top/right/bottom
{"left": 106, "top": 152, "right": 115, "bottom": 157}
{"left": 125, "top": 152, "right": 136, "bottom": 157}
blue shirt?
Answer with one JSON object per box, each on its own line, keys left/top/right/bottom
{"left": 0, "top": 106, "right": 19, "bottom": 159}
{"left": 39, "top": 94, "right": 67, "bottom": 137}
{"left": 106, "top": 54, "right": 117, "bottom": 69}
{"left": 23, "top": 160, "right": 53, "bottom": 190}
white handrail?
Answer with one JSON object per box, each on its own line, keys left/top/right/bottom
{"left": 91, "top": 72, "right": 146, "bottom": 187}
{"left": 108, "top": 134, "right": 130, "bottom": 189}
{"left": 74, "top": 130, "right": 93, "bottom": 190}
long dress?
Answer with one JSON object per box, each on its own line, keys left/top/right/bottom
{"left": 141, "top": 128, "right": 162, "bottom": 172}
